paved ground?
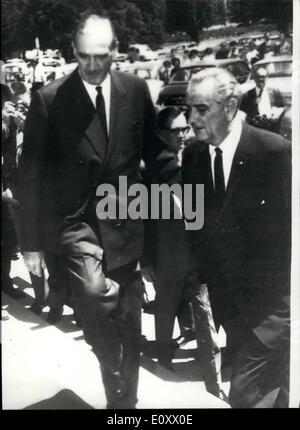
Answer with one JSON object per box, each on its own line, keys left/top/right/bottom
{"left": 1, "top": 256, "right": 230, "bottom": 410}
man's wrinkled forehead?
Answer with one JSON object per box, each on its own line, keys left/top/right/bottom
{"left": 75, "top": 19, "right": 114, "bottom": 53}
{"left": 186, "top": 77, "right": 216, "bottom": 105}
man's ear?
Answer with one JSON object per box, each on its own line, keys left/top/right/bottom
{"left": 225, "top": 97, "right": 238, "bottom": 122}
{"left": 111, "top": 40, "right": 119, "bottom": 59}
{"left": 71, "top": 41, "right": 77, "bottom": 58}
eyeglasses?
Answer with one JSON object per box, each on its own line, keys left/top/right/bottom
{"left": 164, "top": 126, "right": 191, "bottom": 135}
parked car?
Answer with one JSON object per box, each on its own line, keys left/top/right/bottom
{"left": 114, "top": 52, "right": 127, "bottom": 62}
{"left": 4, "top": 62, "right": 28, "bottom": 82}
{"left": 121, "top": 61, "right": 163, "bottom": 104}
{"left": 246, "top": 55, "right": 292, "bottom": 106}
{"left": 279, "top": 105, "right": 291, "bottom": 141}
{"left": 157, "top": 58, "right": 249, "bottom": 107}
{"left": 41, "top": 57, "right": 61, "bottom": 68}
{"left": 129, "top": 44, "right": 158, "bottom": 61}
{"left": 58, "top": 62, "right": 77, "bottom": 77}
{"left": 6, "top": 58, "right": 26, "bottom": 65}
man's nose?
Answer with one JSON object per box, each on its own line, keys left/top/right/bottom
{"left": 189, "top": 108, "right": 202, "bottom": 126}
{"left": 87, "top": 57, "right": 97, "bottom": 70}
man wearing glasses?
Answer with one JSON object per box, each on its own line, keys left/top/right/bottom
{"left": 157, "top": 107, "right": 192, "bottom": 162}
{"left": 145, "top": 107, "right": 195, "bottom": 370}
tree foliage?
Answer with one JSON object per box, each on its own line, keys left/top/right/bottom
{"left": 1, "top": 0, "right": 293, "bottom": 59}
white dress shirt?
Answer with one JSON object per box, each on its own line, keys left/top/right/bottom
{"left": 81, "top": 73, "right": 111, "bottom": 135}
{"left": 256, "top": 85, "right": 272, "bottom": 117}
{"left": 209, "top": 115, "right": 242, "bottom": 189}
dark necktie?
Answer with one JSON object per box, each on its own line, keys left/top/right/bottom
{"left": 96, "top": 86, "right": 108, "bottom": 141}
{"left": 214, "top": 147, "right": 225, "bottom": 210}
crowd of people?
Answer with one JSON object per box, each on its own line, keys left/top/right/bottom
{"left": 153, "top": 31, "right": 292, "bottom": 86}
{"left": 1, "top": 12, "right": 291, "bottom": 409}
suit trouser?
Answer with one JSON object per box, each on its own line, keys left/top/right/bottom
{"left": 1, "top": 202, "right": 16, "bottom": 288}
{"left": 188, "top": 277, "right": 222, "bottom": 397}
{"left": 151, "top": 219, "right": 194, "bottom": 363}
{"left": 30, "top": 253, "right": 69, "bottom": 309}
{"left": 60, "top": 221, "right": 142, "bottom": 408}
{"left": 154, "top": 273, "right": 194, "bottom": 364}
{"left": 9, "top": 196, "right": 67, "bottom": 310}
{"left": 228, "top": 328, "right": 289, "bottom": 408}
{"left": 154, "top": 263, "right": 194, "bottom": 364}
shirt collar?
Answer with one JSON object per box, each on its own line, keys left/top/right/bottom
{"left": 81, "top": 72, "right": 111, "bottom": 94}
{"left": 256, "top": 84, "right": 268, "bottom": 96}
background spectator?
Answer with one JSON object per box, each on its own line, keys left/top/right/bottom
{"left": 215, "top": 42, "right": 229, "bottom": 59}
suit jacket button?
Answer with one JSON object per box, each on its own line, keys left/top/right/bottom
{"left": 78, "top": 160, "right": 83, "bottom": 164}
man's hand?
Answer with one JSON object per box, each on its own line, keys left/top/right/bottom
{"left": 23, "top": 251, "right": 45, "bottom": 277}
{"left": 2, "top": 101, "right": 15, "bottom": 125}
{"left": 12, "top": 110, "right": 26, "bottom": 130}
{"left": 2, "top": 188, "right": 13, "bottom": 199}
{"left": 141, "top": 264, "right": 156, "bottom": 284}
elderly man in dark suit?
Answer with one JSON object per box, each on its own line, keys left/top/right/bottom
{"left": 18, "top": 12, "right": 179, "bottom": 409}
{"left": 182, "top": 68, "right": 291, "bottom": 407}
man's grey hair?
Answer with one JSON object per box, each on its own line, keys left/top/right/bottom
{"left": 188, "top": 67, "right": 243, "bottom": 106}
{"left": 253, "top": 66, "right": 268, "bottom": 78}
{"left": 73, "top": 12, "right": 118, "bottom": 50}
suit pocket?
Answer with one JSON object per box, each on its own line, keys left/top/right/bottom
{"left": 132, "top": 119, "right": 142, "bottom": 129}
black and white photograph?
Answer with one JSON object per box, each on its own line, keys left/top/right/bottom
{"left": 1, "top": 0, "right": 299, "bottom": 411}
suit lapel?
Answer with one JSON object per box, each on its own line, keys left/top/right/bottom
{"left": 106, "top": 71, "right": 129, "bottom": 160}
{"left": 64, "top": 68, "right": 95, "bottom": 126}
{"left": 201, "top": 145, "right": 214, "bottom": 195}
{"left": 65, "top": 69, "right": 111, "bottom": 160}
{"left": 219, "top": 123, "right": 253, "bottom": 217}
{"left": 83, "top": 114, "right": 107, "bottom": 160}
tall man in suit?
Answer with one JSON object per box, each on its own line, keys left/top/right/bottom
{"left": 182, "top": 68, "right": 291, "bottom": 407}
{"left": 18, "top": 13, "right": 179, "bottom": 409}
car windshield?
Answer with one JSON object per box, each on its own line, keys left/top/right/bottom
{"left": 170, "top": 66, "right": 212, "bottom": 82}
{"left": 225, "top": 61, "right": 249, "bottom": 77}
{"left": 170, "top": 62, "right": 249, "bottom": 83}
{"left": 251, "top": 61, "right": 292, "bottom": 78}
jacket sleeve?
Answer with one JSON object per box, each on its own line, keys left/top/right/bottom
{"left": 17, "top": 90, "right": 48, "bottom": 251}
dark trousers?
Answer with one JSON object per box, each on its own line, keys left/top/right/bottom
{"left": 154, "top": 279, "right": 194, "bottom": 363}
{"left": 1, "top": 202, "right": 16, "bottom": 288}
{"left": 30, "top": 253, "right": 69, "bottom": 309}
{"left": 7, "top": 195, "right": 67, "bottom": 309}
{"left": 228, "top": 329, "right": 289, "bottom": 408}
{"left": 188, "top": 277, "right": 222, "bottom": 397}
{"left": 152, "top": 224, "right": 194, "bottom": 364}
{"left": 60, "top": 220, "right": 142, "bottom": 408}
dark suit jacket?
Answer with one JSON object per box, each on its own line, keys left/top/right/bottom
{"left": 182, "top": 123, "right": 291, "bottom": 349}
{"left": 18, "top": 69, "right": 179, "bottom": 271}
{"left": 240, "top": 86, "right": 285, "bottom": 118}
